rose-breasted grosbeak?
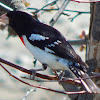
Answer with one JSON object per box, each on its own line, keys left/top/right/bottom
{"left": 0, "top": 11, "right": 100, "bottom": 93}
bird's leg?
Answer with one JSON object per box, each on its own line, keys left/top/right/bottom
{"left": 59, "top": 70, "right": 65, "bottom": 80}
{"left": 30, "top": 63, "right": 47, "bottom": 80}
{"left": 30, "top": 69, "right": 36, "bottom": 79}
{"left": 52, "top": 69, "right": 59, "bottom": 79}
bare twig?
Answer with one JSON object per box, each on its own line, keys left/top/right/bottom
{"left": 71, "top": 0, "right": 100, "bottom": 3}
{"left": 0, "top": 63, "right": 87, "bottom": 95}
{"left": 0, "top": 2, "right": 90, "bottom": 15}
{"left": 69, "top": 12, "right": 82, "bottom": 22}
{"left": 0, "top": 58, "right": 81, "bottom": 86}
{"left": 0, "top": 57, "right": 100, "bottom": 86}
{"left": 50, "top": 0, "right": 70, "bottom": 26}
{"left": 22, "top": 88, "right": 37, "bottom": 100}
{"left": 28, "top": 8, "right": 89, "bottom": 14}
{"left": 34, "top": 0, "right": 58, "bottom": 14}
{"left": 0, "top": 58, "right": 55, "bottom": 80}
{"left": 0, "top": 2, "right": 13, "bottom": 12}
{"left": 68, "top": 39, "right": 86, "bottom": 45}
{"left": 21, "top": 76, "right": 81, "bottom": 84}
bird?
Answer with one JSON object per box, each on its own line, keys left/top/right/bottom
{"left": 0, "top": 11, "right": 100, "bottom": 93}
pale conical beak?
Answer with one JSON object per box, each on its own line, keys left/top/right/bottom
{"left": 0, "top": 13, "right": 9, "bottom": 24}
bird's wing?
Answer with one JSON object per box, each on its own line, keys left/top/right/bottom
{"left": 26, "top": 23, "right": 82, "bottom": 64}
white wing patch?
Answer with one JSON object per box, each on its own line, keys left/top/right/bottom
{"left": 54, "top": 42, "right": 59, "bottom": 45}
{"left": 29, "top": 34, "right": 49, "bottom": 41}
{"left": 57, "top": 40, "right": 62, "bottom": 43}
{"left": 48, "top": 44, "right": 55, "bottom": 47}
{"left": 45, "top": 47, "right": 55, "bottom": 53}
{"left": 47, "top": 40, "right": 62, "bottom": 47}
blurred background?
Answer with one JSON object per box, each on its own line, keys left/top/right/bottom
{"left": 0, "top": 0, "right": 90, "bottom": 100}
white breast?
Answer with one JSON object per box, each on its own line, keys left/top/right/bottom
{"left": 22, "top": 35, "right": 70, "bottom": 70}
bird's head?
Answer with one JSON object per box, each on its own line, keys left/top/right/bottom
{"left": 0, "top": 11, "right": 36, "bottom": 36}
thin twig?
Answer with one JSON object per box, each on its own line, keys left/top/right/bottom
{"left": 50, "top": 0, "right": 70, "bottom": 26}
{"left": 0, "top": 58, "right": 100, "bottom": 85}
{"left": 0, "top": 63, "right": 87, "bottom": 95}
{"left": 27, "top": 8, "right": 90, "bottom": 14}
{"left": 0, "top": 58, "right": 55, "bottom": 80}
{"left": 0, "top": 2, "right": 13, "bottom": 11}
{"left": 0, "top": 58, "right": 81, "bottom": 86}
{"left": 69, "top": 12, "right": 82, "bottom": 22}
{"left": 34, "top": 0, "right": 58, "bottom": 14}
{"left": 21, "top": 76, "right": 81, "bottom": 83}
{"left": 68, "top": 39, "right": 86, "bottom": 45}
{"left": 71, "top": 0, "right": 100, "bottom": 3}
{"left": 21, "top": 74, "right": 100, "bottom": 83}
{"left": 22, "top": 88, "right": 37, "bottom": 100}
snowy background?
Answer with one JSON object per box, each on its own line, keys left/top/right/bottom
{"left": 0, "top": 0, "right": 90, "bottom": 100}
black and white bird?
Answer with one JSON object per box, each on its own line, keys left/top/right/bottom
{"left": 0, "top": 11, "right": 100, "bottom": 93}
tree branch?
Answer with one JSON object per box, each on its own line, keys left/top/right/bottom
{"left": 0, "top": 58, "right": 81, "bottom": 86}
{"left": 0, "top": 2, "right": 13, "bottom": 12}
{"left": 0, "top": 63, "right": 88, "bottom": 95}
{"left": 49, "top": 0, "right": 70, "bottom": 26}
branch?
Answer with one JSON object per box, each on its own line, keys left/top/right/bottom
{"left": 69, "top": 12, "right": 82, "bottom": 22}
{"left": 33, "top": 0, "right": 58, "bottom": 14}
{"left": 68, "top": 39, "right": 86, "bottom": 45}
{"left": 0, "top": 2, "right": 13, "bottom": 12}
{"left": 22, "top": 88, "right": 36, "bottom": 100}
{"left": 0, "top": 57, "right": 100, "bottom": 85}
{"left": 0, "top": 58, "right": 55, "bottom": 80}
{"left": 0, "top": 63, "right": 87, "bottom": 95}
{"left": 0, "top": 58, "right": 81, "bottom": 86}
{"left": 28, "top": 8, "right": 90, "bottom": 13}
{"left": 71, "top": 0, "right": 100, "bottom": 3}
{"left": 49, "top": 0, "right": 70, "bottom": 26}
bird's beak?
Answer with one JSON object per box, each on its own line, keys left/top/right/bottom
{"left": 0, "top": 13, "right": 9, "bottom": 24}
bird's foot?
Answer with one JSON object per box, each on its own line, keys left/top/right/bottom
{"left": 59, "top": 71, "right": 65, "bottom": 80}
{"left": 29, "top": 66, "right": 47, "bottom": 80}
{"left": 52, "top": 69, "right": 65, "bottom": 81}
{"left": 30, "top": 69, "right": 37, "bottom": 80}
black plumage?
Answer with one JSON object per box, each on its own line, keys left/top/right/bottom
{"left": 7, "top": 11, "right": 86, "bottom": 71}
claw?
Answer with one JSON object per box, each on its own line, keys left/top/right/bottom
{"left": 59, "top": 71, "right": 65, "bottom": 80}
{"left": 52, "top": 69, "right": 65, "bottom": 80}
{"left": 29, "top": 63, "right": 47, "bottom": 80}
{"left": 30, "top": 69, "right": 36, "bottom": 80}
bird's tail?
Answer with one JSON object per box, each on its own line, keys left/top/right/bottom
{"left": 69, "top": 66, "right": 100, "bottom": 93}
